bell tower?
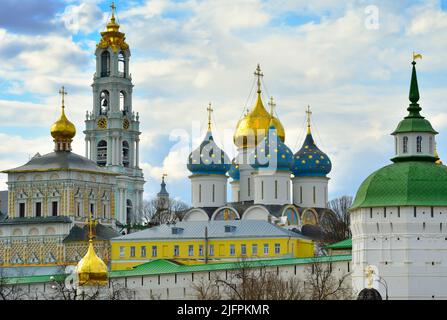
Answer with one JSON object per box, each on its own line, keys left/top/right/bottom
{"left": 84, "top": 3, "right": 145, "bottom": 229}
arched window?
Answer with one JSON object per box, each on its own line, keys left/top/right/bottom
{"left": 120, "top": 91, "right": 127, "bottom": 114}
{"left": 101, "top": 51, "right": 110, "bottom": 77}
{"left": 97, "top": 140, "right": 107, "bottom": 166}
{"left": 417, "top": 136, "right": 422, "bottom": 153}
{"left": 126, "top": 199, "right": 133, "bottom": 225}
{"left": 118, "top": 51, "right": 126, "bottom": 77}
{"left": 403, "top": 136, "right": 408, "bottom": 153}
{"left": 122, "top": 141, "right": 130, "bottom": 168}
{"left": 100, "top": 91, "right": 109, "bottom": 115}
{"left": 429, "top": 136, "right": 433, "bottom": 154}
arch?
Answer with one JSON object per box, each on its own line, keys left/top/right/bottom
{"left": 416, "top": 136, "right": 422, "bottom": 153}
{"left": 97, "top": 140, "right": 107, "bottom": 167}
{"left": 242, "top": 205, "right": 270, "bottom": 221}
{"left": 50, "top": 173, "right": 59, "bottom": 180}
{"left": 17, "top": 175, "right": 26, "bottom": 182}
{"left": 100, "top": 90, "right": 110, "bottom": 115}
{"left": 45, "top": 227, "right": 56, "bottom": 235}
{"left": 101, "top": 51, "right": 110, "bottom": 77}
{"left": 12, "top": 228, "right": 23, "bottom": 236}
{"left": 281, "top": 205, "right": 300, "bottom": 226}
{"left": 122, "top": 141, "right": 130, "bottom": 168}
{"left": 211, "top": 207, "right": 240, "bottom": 221}
{"left": 33, "top": 175, "right": 43, "bottom": 181}
{"left": 118, "top": 51, "right": 126, "bottom": 77}
{"left": 182, "top": 208, "right": 209, "bottom": 222}
{"left": 403, "top": 136, "right": 408, "bottom": 154}
{"left": 301, "top": 208, "right": 318, "bottom": 225}
{"left": 29, "top": 228, "right": 39, "bottom": 236}
{"left": 126, "top": 199, "right": 133, "bottom": 225}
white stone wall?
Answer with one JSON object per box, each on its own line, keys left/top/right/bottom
{"left": 394, "top": 132, "right": 435, "bottom": 157}
{"left": 191, "top": 175, "right": 228, "bottom": 208}
{"left": 292, "top": 176, "right": 329, "bottom": 209}
{"left": 236, "top": 148, "right": 255, "bottom": 202}
{"left": 253, "top": 171, "right": 290, "bottom": 205}
{"left": 230, "top": 181, "right": 240, "bottom": 203}
{"left": 351, "top": 206, "right": 447, "bottom": 299}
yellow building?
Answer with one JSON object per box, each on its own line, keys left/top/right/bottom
{"left": 111, "top": 220, "right": 314, "bottom": 270}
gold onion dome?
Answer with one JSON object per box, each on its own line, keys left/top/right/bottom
{"left": 50, "top": 87, "right": 76, "bottom": 141}
{"left": 76, "top": 215, "right": 108, "bottom": 286}
{"left": 98, "top": 2, "right": 129, "bottom": 53}
{"left": 234, "top": 65, "right": 285, "bottom": 148}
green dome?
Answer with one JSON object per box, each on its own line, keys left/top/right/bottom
{"left": 351, "top": 161, "right": 447, "bottom": 209}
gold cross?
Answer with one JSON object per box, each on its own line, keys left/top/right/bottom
{"left": 59, "top": 86, "right": 68, "bottom": 108}
{"left": 306, "top": 105, "right": 312, "bottom": 134}
{"left": 268, "top": 96, "right": 276, "bottom": 116}
{"left": 254, "top": 64, "right": 264, "bottom": 94}
{"left": 207, "top": 102, "right": 213, "bottom": 130}
{"left": 111, "top": 2, "right": 116, "bottom": 16}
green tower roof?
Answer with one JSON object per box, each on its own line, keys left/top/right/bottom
{"left": 392, "top": 61, "right": 438, "bottom": 135}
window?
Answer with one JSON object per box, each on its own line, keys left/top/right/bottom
{"left": 414, "top": 206, "right": 417, "bottom": 218}
{"left": 130, "top": 246, "right": 136, "bottom": 257}
{"left": 152, "top": 246, "right": 157, "bottom": 258}
{"left": 97, "top": 140, "right": 107, "bottom": 166}
{"left": 141, "top": 246, "right": 147, "bottom": 257}
{"left": 275, "top": 243, "right": 280, "bottom": 255}
{"left": 122, "top": 141, "right": 130, "bottom": 168}
{"left": 199, "top": 184, "right": 202, "bottom": 203}
{"left": 313, "top": 186, "right": 316, "bottom": 204}
{"left": 241, "top": 244, "right": 247, "bottom": 256}
{"left": 212, "top": 184, "right": 215, "bottom": 203}
{"left": 90, "top": 203, "right": 95, "bottom": 216}
{"left": 76, "top": 202, "right": 81, "bottom": 217}
{"left": 35, "top": 202, "right": 42, "bottom": 217}
{"left": 99, "top": 91, "right": 109, "bottom": 115}
{"left": 103, "top": 204, "right": 107, "bottom": 219}
{"left": 275, "top": 180, "right": 278, "bottom": 199}
{"left": 101, "top": 51, "right": 110, "bottom": 77}
{"left": 199, "top": 245, "right": 204, "bottom": 256}
{"left": 403, "top": 136, "right": 408, "bottom": 153}
{"left": 120, "top": 91, "right": 126, "bottom": 113}
{"left": 252, "top": 244, "right": 258, "bottom": 255}
{"left": 248, "top": 178, "right": 251, "bottom": 197}
{"left": 300, "top": 186, "right": 303, "bottom": 204}
{"left": 174, "top": 245, "right": 179, "bottom": 257}
{"left": 209, "top": 245, "right": 214, "bottom": 256}
{"left": 188, "top": 245, "right": 194, "bottom": 257}
{"left": 230, "top": 244, "right": 235, "bottom": 256}
{"left": 261, "top": 180, "right": 264, "bottom": 200}
{"left": 119, "top": 247, "right": 125, "bottom": 258}
{"left": 19, "top": 203, "right": 25, "bottom": 218}
{"left": 52, "top": 201, "right": 58, "bottom": 217}
{"left": 118, "top": 51, "right": 126, "bottom": 77}
{"left": 370, "top": 208, "right": 373, "bottom": 219}
{"left": 417, "top": 136, "right": 422, "bottom": 153}
{"left": 264, "top": 244, "right": 269, "bottom": 255}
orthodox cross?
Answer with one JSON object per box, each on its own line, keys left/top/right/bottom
{"left": 207, "top": 103, "right": 213, "bottom": 130}
{"left": 268, "top": 96, "right": 276, "bottom": 116}
{"left": 254, "top": 64, "right": 264, "bottom": 93}
{"left": 59, "top": 86, "right": 68, "bottom": 108}
{"left": 111, "top": 2, "right": 116, "bottom": 18}
{"left": 306, "top": 105, "right": 312, "bottom": 134}
{"left": 162, "top": 173, "right": 168, "bottom": 183}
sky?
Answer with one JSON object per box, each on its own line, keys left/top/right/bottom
{"left": 0, "top": 0, "right": 447, "bottom": 205}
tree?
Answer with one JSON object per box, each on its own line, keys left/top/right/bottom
{"left": 0, "top": 268, "right": 27, "bottom": 300}
{"left": 322, "top": 196, "right": 353, "bottom": 244}
{"left": 304, "top": 258, "right": 352, "bottom": 300}
{"left": 142, "top": 198, "right": 190, "bottom": 226}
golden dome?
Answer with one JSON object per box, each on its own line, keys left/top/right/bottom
{"left": 76, "top": 239, "right": 108, "bottom": 286}
{"left": 51, "top": 87, "right": 76, "bottom": 141}
{"left": 435, "top": 147, "right": 443, "bottom": 165}
{"left": 97, "top": 3, "right": 129, "bottom": 53}
{"left": 234, "top": 92, "right": 285, "bottom": 148}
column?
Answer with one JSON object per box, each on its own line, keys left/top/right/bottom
{"left": 85, "top": 137, "right": 89, "bottom": 158}
{"left": 135, "top": 138, "right": 140, "bottom": 168}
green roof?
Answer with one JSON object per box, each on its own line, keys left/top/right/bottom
{"left": 3, "top": 274, "right": 66, "bottom": 285}
{"left": 392, "top": 117, "right": 437, "bottom": 135}
{"left": 351, "top": 161, "right": 447, "bottom": 209}
{"left": 109, "top": 255, "right": 352, "bottom": 278}
{"left": 325, "top": 239, "right": 352, "bottom": 250}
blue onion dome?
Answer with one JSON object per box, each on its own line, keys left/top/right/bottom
{"left": 228, "top": 158, "right": 240, "bottom": 181}
{"left": 187, "top": 130, "right": 231, "bottom": 175}
{"left": 292, "top": 128, "right": 332, "bottom": 177}
{"left": 250, "top": 121, "right": 293, "bottom": 171}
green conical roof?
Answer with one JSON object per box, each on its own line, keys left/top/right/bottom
{"left": 392, "top": 61, "right": 437, "bottom": 135}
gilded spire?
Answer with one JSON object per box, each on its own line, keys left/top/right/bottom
{"left": 97, "top": 2, "right": 129, "bottom": 53}
{"left": 207, "top": 103, "right": 213, "bottom": 131}
{"left": 306, "top": 105, "right": 312, "bottom": 135}
{"left": 407, "top": 55, "right": 423, "bottom": 118}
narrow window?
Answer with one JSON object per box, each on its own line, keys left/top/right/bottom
{"left": 416, "top": 136, "right": 422, "bottom": 153}
{"left": 263, "top": 244, "right": 269, "bottom": 255}
{"left": 275, "top": 180, "right": 278, "bottom": 199}
{"left": 153, "top": 246, "right": 159, "bottom": 257}
{"left": 118, "top": 51, "right": 126, "bottom": 77}
{"left": 229, "top": 244, "right": 235, "bottom": 256}
{"left": 248, "top": 178, "right": 251, "bottom": 197}
{"left": 384, "top": 207, "right": 386, "bottom": 218}
{"left": 209, "top": 245, "right": 214, "bottom": 256}
{"left": 97, "top": 140, "right": 107, "bottom": 166}
{"left": 19, "top": 203, "right": 25, "bottom": 218}
{"left": 300, "top": 186, "right": 303, "bottom": 204}
{"left": 370, "top": 208, "right": 373, "bottom": 219}
{"left": 35, "top": 202, "right": 42, "bottom": 217}
{"left": 130, "top": 246, "right": 135, "bottom": 257}
{"left": 403, "top": 136, "right": 408, "bottom": 153}
{"left": 212, "top": 184, "right": 215, "bottom": 203}
{"left": 431, "top": 207, "right": 434, "bottom": 218}
{"left": 199, "top": 184, "right": 202, "bottom": 203}
{"left": 414, "top": 206, "right": 417, "bottom": 218}
{"left": 261, "top": 180, "right": 264, "bottom": 200}
{"left": 199, "top": 245, "right": 204, "bottom": 256}
{"left": 90, "top": 203, "right": 95, "bottom": 216}
{"left": 77, "top": 202, "right": 80, "bottom": 217}
{"left": 274, "top": 243, "right": 280, "bottom": 255}
{"left": 141, "top": 246, "right": 147, "bottom": 257}
{"left": 252, "top": 244, "right": 258, "bottom": 255}
{"left": 188, "top": 245, "right": 194, "bottom": 257}
{"left": 52, "top": 201, "right": 58, "bottom": 217}
{"left": 101, "top": 51, "right": 110, "bottom": 77}
{"left": 122, "top": 141, "right": 130, "bottom": 168}
{"left": 313, "top": 186, "right": 316, "bottom": 204}
{"left": 119, "top": 246, "right": 125, "bottom": 258}
{"left": 174, "top": 245, "right": 179, "bottom": 257}
{"left": 241, "top": 244, "right": 247, "bottom": 255}
{"left": 398, "top": 206, "right": 400, "bottom": 218}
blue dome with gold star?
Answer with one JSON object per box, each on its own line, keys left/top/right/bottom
{"left": 292, "top": 131, "right": 331, "bottom": 177}
{"left": 187, "top": 130, "right": 231, "bottom": 175}
{"left": 228, "top": 158, "right": 240, "bottom": 181}
{"left": 251, "top": 123, "right": 293, "bottom": 171}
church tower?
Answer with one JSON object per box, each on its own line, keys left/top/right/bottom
{"left": 84, "top": 4, "right": 145, "bottom": 228}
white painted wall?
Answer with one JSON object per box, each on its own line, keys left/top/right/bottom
{"left": 394, "top": 132, "right": 435, "bottom": 157}
{"left": 236, "top": 148, "right": 255, "bottom": 202}
{"left": 292, "top": 176, "right": 329, "bottom": 208}
{"left": 253, "top": 171, "right": 290, "bottom": 205}
{"left": 190, "top": 175, "right": 228, "bottom": 208}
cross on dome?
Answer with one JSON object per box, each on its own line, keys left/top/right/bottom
{"left": 207, "top": 103, "right": 213, "bottom": 130}
{"left": 306, "top": 105, "right": 312, "bottom": 134}
{"left": 254, "top": 64, "right": 264, "bottom": 94}
{"left": 268, "top": 96, "right": 276, "bottom": 117}
{"left": 59, "top": 86, "right": 68, "bottom": 108}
